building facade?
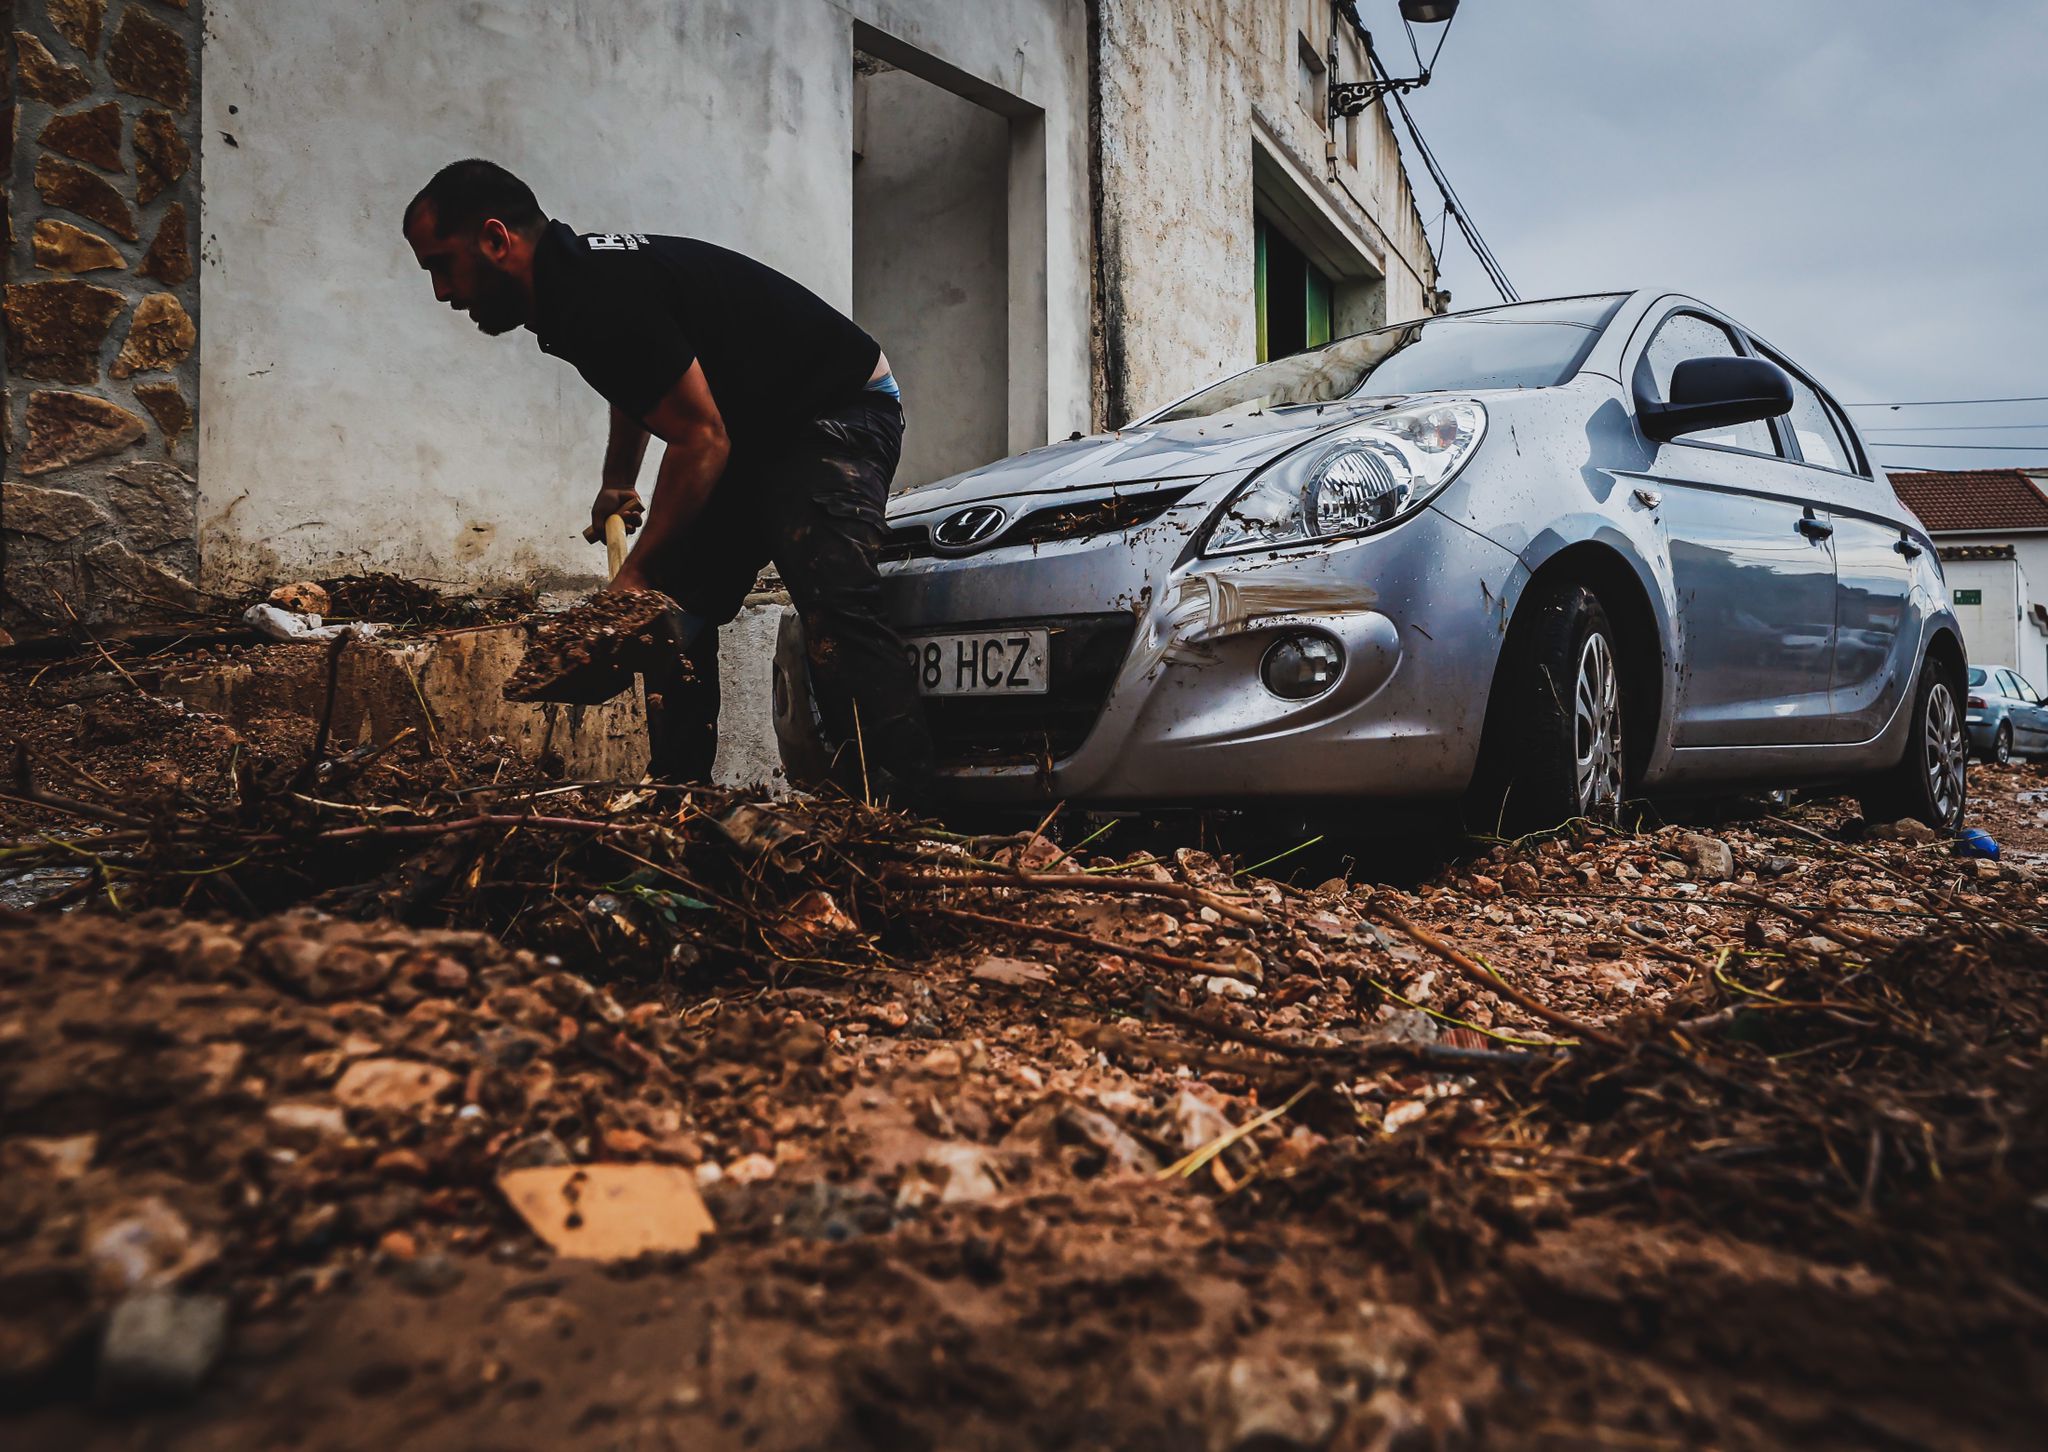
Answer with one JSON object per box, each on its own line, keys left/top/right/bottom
{"left": 1890, "top": 469, "right": 2048, "bottom": 682}
{"left": 5, "top": 0, "right": 1440, "bottom": 631}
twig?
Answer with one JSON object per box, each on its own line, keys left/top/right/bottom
{"left": 1364, "top": 899, "right": 1627, "bottom": 1051}
{"left": 910, "top": 902, "right": 1258, "bottom": 980}
{"left": 899, "top": 869, "right": 1267, "bottom": 927}
{"left": 50, "top": 586, "right": 144, "bottom": 694}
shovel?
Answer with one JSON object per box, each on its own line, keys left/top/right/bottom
{"left": 502, "top": 513, "right": 694, "bottom": 705}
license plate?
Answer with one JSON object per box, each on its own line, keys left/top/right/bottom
{"left": 906, "top": 629, "right": 1050, "bottom": 696}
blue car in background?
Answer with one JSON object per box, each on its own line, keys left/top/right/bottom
{"left": 1966, "top": 665, "right": 2048, "bottom": 763}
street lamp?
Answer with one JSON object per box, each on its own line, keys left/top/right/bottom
{"left": 1329, "top": 0, "right": 1459, "bottom": 123}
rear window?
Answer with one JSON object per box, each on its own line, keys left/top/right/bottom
{"left": 1967, "top": 667, "right": 1988, "bottom": 687}
{"left": 1148, "top": 294, "right": 1628, "bottom": 423}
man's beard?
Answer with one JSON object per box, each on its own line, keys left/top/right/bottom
{"left": 470, "top": 264, "right": 526, "bottom": 335}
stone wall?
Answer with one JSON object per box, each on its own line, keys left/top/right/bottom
{"left": 3, "top": 0, "right": 200, "bottom": 630}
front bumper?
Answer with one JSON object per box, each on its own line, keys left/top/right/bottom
{"left": 792, "top": 484, "right": 1523, "bottom": 806}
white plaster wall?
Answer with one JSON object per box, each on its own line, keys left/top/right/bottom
{"left": 1094, "top": 0, "right": 1439, "bottom": 421}
{"left": 852, "top": 66, "right": 1011, "bottom": 488}
{"left": 199, "top": 0, "right": 1092, "bottom": 592}
{"left": 1944, "top": 557, "right": 2023, "bottom": 674}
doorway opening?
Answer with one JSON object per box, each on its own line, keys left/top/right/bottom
{"left": 852, "top": 53, "right": 1009, "bottom": 488}
{"left": 1256, "top": 212, "right": 1334, "bottom": 362}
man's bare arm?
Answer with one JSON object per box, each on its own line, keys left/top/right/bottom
{"left": 587, "top": 407, "right": 654, "bottom": 541}
{"left": 609, "top": 361, "right": 731, "bottom": 591}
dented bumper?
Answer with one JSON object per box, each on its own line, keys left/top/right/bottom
{"left": 778, "top": 478, "right": 1524, "bottom": 806}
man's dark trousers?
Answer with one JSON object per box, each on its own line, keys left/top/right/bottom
{"left": 642, "top": 393, "right": 933, "bottom": 796}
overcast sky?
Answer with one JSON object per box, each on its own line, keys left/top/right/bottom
{"left": 1385, "top": 0, "right": 2048, "bottom": 473}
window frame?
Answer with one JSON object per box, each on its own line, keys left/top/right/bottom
{"left": 1747, "top": 339, "right": 1873, "bottom": 480}
{"left": 1628, "top": 305, "right": 1787, "bottom": 462}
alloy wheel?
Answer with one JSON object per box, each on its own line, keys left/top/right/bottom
{"left": 1923, "top": 682, "right": 1966, "bottom": 828}
{"left": 1573, "top": 631, "right": 1624, "bottom": 820}
{"left": 1995, "top": 725, "right": 2012, "bottom": 766}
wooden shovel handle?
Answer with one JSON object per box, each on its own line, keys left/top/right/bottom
{"left": 601, "top": 513, "right": 628, "bottom": 582}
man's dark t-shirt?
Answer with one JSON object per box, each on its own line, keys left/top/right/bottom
{"left": 530, "top": 221, "right": 882, "bottom": 455}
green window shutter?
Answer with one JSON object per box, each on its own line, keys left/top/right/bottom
{"left": 1305, "top": 263, "right": 1332, "bottom": 349}
{"left": 1255, "top": 215, "right": 1271, "bottom": 363}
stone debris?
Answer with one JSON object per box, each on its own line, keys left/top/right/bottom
{"left": 497, "top": 1165, "right": 715, "bottom": 1260}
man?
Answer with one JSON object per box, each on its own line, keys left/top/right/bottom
{"left": 401, "top": 158, "right": 931, "bottom": 800}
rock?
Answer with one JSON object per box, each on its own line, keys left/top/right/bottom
{"left": 499, "top": 1131, "right": 573, "bottom": 1171}
{"left": 134, "top": 380, "right": 191, "bottom": 449}
{"left": 1, "top": 480, "right": 110, "bottom": 540}
{"left": 108, "top": 5, "right": 191, "bottom": 110}
{"left": 40, "top": 102, "right": 125, "bottom": 171}
{"left": 103, "top": 462, "right": 197, "bottom": 550}
{"left": 22, "top": 390, "right": 148, "bottom": 474}
{"left": 397, "top": 1252, "right": 465, "bottom": 1297}
{"left": 111, "top": 293, "right": 196, "bottom": 378}
{"left": 97, "top": 1291, "right": 227, "bottom": 1407}
{"left": 35, "top": 155, "right": 139, "bottom": 240}
{"left": 32, "top": 219, "right": 126, "bottom": 274}
{"left": 970, "top": 954, "right": 1054, "bottom": 987}
{"left": 725, "top": 1153, "right": 777, "bottom": 1185}
{"left": 917, "top": 1045, "right": 964, "bottom": 1077}
{"left": 50, "top": 0, "right": 108, "bottom": 57}
{"left": 1054, "top": 1101, "right": 1160, "bottom": 1177}
{"left": 1196, "top": 1352, "right": 1340, "bottom": 1452}
{"left": 85, "top": 1197, "right": 216, "bottom": 1295}
{"left": 896, "top": 1142, "right": 1007, "bottom": 1209}
{"left": 1203, "top": 975, "right": 1258, "bottom": 999}
{"left": 13, "top": 30, "right": 92, "bottom": 105}
{"left": 134, "top": 111, "right": 191, "bottom": 203}
{"left": 775, "top": 888, "right": 857, "bottom": 946}
{"left": 1468, "top": 873, "right": 1502, "bottom": 898}
{"left": 1893, "top": 819, "right": 1941, "bottom": 845}
{"left": 82, "top": 539, "right": 197, "bottom": 610}
{"left": 498, "top": 1164, "right": 716, "bottom": 1260}
{"left": 140, "top": 202, "right": 192, "bottom": 285}
{"left": 1171, "top": 1086, "right": 1236, "bottom": 1154}
{"left": 4, "top": 279, "right": 128, "bottom": 384}
{"left": 266, "top": 1102, "right": 347, "bottom": 1140}
{"left": 333, "top": 1058, "right": 457, "bottom": 1113}
{"left": 1681, "top": 833, "right": 1736, "bottom": 881}
{"left": 16, "top": 1133, "right": 98, "bottom": 1180}
{"left": 1502, "top": 861, "right": 1541, "bottom": 895}
{"left": 1760, "top": 855, "right": 1797, "bottom": 878}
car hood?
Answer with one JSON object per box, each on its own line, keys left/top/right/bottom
{"left": 890, "top": 397, "right": 1419, "bottom": 516}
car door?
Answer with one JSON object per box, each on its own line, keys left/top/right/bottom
{"left": 1628, "top": 307, "right": 1838, "bottom": 746}
{"left": 1750, "top": 347, "right": 1920, "bottom": 743}
{"left": 2006, "top": 670, "right": 2048, "bottom": 753}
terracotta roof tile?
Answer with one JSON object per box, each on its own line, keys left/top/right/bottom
{"left": 1885, "top": 469, "right": 2048, "bottom": 533}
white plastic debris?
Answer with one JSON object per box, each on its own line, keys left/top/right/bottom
{"left": 242, "top": 603, "right": 388, "bottom": 642}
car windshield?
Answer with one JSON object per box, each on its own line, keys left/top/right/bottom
{"left": 1968, "top": 667, "right": 1988, "bottom": 687}
{"left": 1147, "top": 293, "right": 1629, "bottom": 424}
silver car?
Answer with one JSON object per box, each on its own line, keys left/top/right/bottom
{"left": 775, "top": 291, "right": 1967, "bottom": 833}
{"left": 1965, "top": 665, "right": 2048, "bottom": 763}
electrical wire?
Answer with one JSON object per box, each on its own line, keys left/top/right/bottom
{"left": 1389, "top": 87, "right": 1517, "bottom": 302}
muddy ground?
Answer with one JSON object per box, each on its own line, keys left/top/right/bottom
{"left": 3, "top": 640, "right": 2046, "bottom": 1451}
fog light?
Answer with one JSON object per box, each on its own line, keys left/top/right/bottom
{"left": 1261, "top": 633, "right": 1343, "bottom": 700}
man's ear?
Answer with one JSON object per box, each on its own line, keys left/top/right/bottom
{"left": 478, "top": 218, "right": 512, "bottom": 261}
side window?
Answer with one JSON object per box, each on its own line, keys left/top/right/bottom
{"left": 1764, "top": 351, "right": 1856, "bottom": 473}
{"left": 1998, "top": 670, "right": 2023, "bottom": 699}
{"left": 1635, "top": 312, "right": 1778, "bottom": 456}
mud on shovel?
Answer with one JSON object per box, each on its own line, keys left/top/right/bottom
{"left": 502, "top": 513, "right": 694, "bottom": 705}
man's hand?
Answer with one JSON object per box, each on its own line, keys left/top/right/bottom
{"left": 586, "top": 487, "right": 645, "bottom": 544}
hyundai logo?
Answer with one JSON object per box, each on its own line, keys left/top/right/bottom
{"left": 934, "top": 505, "right": 1009, "bottom": 550}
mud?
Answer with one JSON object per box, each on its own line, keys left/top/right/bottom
{"left": 503, "top": 590, "right": 690, "bottom": 703}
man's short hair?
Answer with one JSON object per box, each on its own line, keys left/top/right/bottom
{"left": 403, "top": 159, "right": 545, "bottom": 238}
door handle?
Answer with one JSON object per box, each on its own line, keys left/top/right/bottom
{"left": 1895, "top": 537, "right": 1923, "bottom": 559}
{"left": 1796, "top": 515, "right": 1833, "bottom": 541}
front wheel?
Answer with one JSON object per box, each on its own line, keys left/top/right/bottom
{"left": 1858, "top": 657, "right": 1967, "bottom": 833}
{"left": 1469, "top": 582, "right": 1628, "bottom": 836}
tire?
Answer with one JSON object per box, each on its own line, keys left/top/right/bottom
{"left": 1469, "top": 582, "right": 1628, "bottom": 836}
{"left": 1992, "top": 723, "right": 2013, "bottom": 767}
{"left": 1858, "top": 655, "right": 1968, "bottom": 833}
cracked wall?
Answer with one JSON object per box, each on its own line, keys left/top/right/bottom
{"left": 3, "top": 0, "right": 202, "bottom": 630}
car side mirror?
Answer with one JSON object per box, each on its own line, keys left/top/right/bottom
{"left": 1637, "top": 355, "right": 1794, "bottom": 442}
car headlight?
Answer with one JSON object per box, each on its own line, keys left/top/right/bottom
{"left": 1204, "top": 400, "right": 1487, "bottom": 554}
